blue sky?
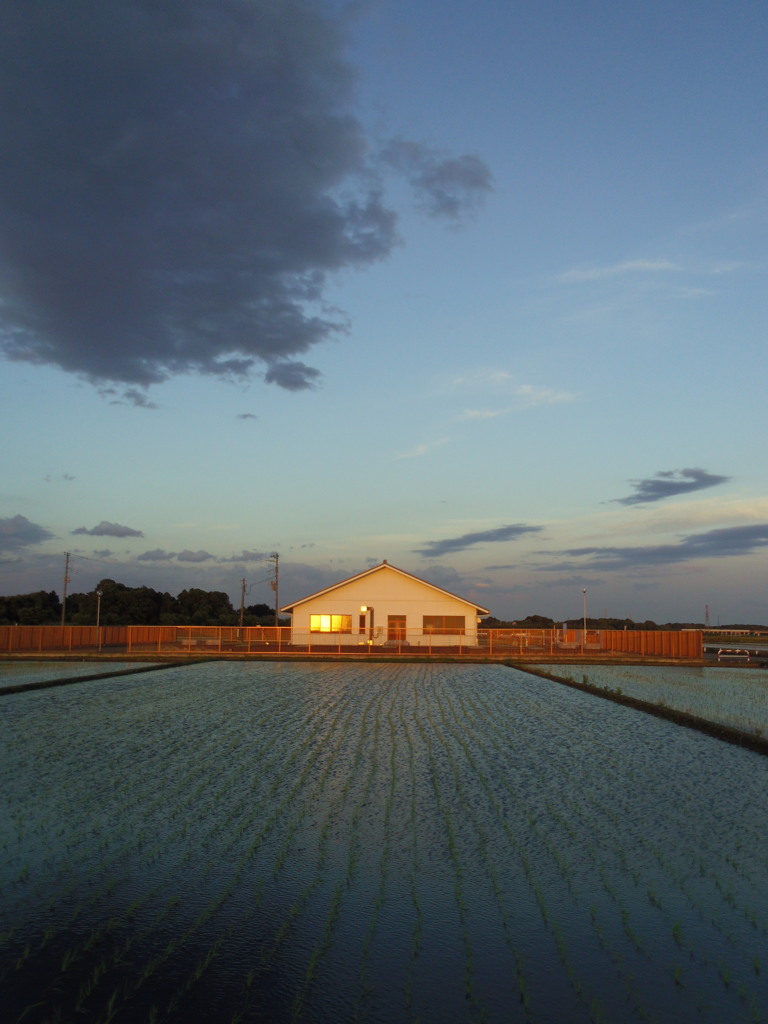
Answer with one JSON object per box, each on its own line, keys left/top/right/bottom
{"left": 1, "top": 0, "right": 767, "bottom": 624}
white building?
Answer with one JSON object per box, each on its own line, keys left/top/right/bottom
{"left": 281, "top": 560, "right": 490, "bottom": 648}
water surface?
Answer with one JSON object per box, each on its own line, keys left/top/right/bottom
{"left": 2, "top": 662, "right": 767, "bottom": 1023}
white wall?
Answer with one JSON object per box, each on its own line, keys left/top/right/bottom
{"left": 288, "top": 567, "right": 481, "bottom": 647}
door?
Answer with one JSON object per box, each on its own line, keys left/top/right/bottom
{"left": 388, "top": 615, "right": 406, "bottom": 642}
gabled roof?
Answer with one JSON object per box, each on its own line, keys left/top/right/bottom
{"left": 281, "top": 560, "right": 490, "bottom": 615}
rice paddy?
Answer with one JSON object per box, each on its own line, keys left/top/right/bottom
{"left": 2, "top": 661, "right": 767, "bottom": 1023}
{"left": 0, "top": 660, "right": 154, "bottom": 687}
{"left": 536, "top": 663, "right": 768, "bottom": 737}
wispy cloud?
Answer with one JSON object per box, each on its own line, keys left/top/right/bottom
{"left": 614, "top": 468, "right": 730, "bottom": 506}
{"left": 447, "top": 369, "right": 515, "bottom": 392}
{"left": 447, "top": 369, "right": 575, "bottom": 420}
{"left": 543, "top": 523, "right": 768, "bottom": 572}
{"left": 459, "top": 409, "right": 508, "bottom": 421}
{"left": 558, "top": 259, "right": 681, "bottom": 283}
{"left": 459, "top": 385, "right": 574, "bottom": 419}
{"left": 395, "top": 438, "right": 450, "bottom": 460}
{"left": 415, "top": 524, "right": 542, "bottom": 558}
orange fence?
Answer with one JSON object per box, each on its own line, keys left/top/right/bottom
{"left": 0, "top": 625, "right": 703, "bottom": 659}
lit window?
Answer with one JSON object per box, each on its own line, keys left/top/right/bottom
{"left": 310, "top": 614, "right": 352, "bottom": 633}
{"left": 423, "top": 615, "right": 466, "bottom": 636}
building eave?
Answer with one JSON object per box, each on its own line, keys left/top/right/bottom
{"left": 281, "top": 560, "right": 490, "bottom": 616}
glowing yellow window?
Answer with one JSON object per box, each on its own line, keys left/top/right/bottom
{"left": 310, "top": 614, "right": 351, "bottom": 633}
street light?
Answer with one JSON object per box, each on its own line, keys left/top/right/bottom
{"left": 96, "top": 590, "right": 103, "bottom": 629}
{"left": 582, "top": 588, "right": 587, "bottom": 651}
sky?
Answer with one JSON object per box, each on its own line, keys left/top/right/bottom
{"left": 1, "top": 0, "right": 767, "bottom": 625}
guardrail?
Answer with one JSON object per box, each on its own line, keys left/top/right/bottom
{"left": 717, "top": 648, "right": 751, "bottom": 662}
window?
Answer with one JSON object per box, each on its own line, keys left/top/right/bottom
{"left": 310, "top": 614, "right": 352, "bottom": 633}
{"left": 423, "top": 615, "right": 465, "bottom": 636}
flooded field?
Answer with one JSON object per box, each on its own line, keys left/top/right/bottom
{"left": 2, "top": 662, "right": 767, "bottom": 1023}
{"left": 537, "top": 663, "right": 768, "bottom": 737}
{"left": 0, "top": 660, "right": 155, "bottom": 687}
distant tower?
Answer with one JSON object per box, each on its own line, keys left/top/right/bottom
{"left": 705, "top": 604, "right": 710, "bottom": 628}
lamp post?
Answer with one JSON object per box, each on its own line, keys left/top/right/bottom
{"left": 582, "top": 588, "right": 587, "bottom": 652}
{"left": 95, "top": 590, "right": 103, "bottom": 652}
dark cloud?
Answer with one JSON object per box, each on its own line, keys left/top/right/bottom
{"left": 0, "top": 0, "right": 407, "bottom": 400}
{"left": 176, "top": 549, "right": 217, "bottom": 563}
{"left": 0, "top": 514, "right": 55, "bottom": 552}
{"left": 415, "top": 524, "right": 541, "bottom": 558}
{"left": 100, "top": 545, "right": 274, "bottom": 566}
{"left": 220, "top": 550, "right": 271, "bottom": 563}
{"left": 418, "top": 563, "right": 474, "bottom": 592}
{"left": 264, "top": 361, "right": 323, "bottom": 391}
{"left": 381, "top": 138, "right": 493, "bottom": 220}
{"left": 0, "top": 4, "right": 493, "bottom": 403}
{"left": 107, "top": 389, "right": 159, "bottom": 410}
{"left": 544, "top": 523, "right": 768, "bottom": 571}
{"left": 137, "top": 548, "right": 176, "bottom": 561}
{"left": 236, "top": 413, "right": 258, "bottom": 421}
{"left": 72, "top": 521, "right": 143, "bottom": 537}
{"left": 615, "top": 468, "right": 730, "bottom": 505}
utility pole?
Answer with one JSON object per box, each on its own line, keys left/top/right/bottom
{"left": 269, "top": 553, "right": 279, "bottom": 627}
{"left": 61, "top": 552, "right": 71, "bottom": 626}
{"left": 239, "top": 578, "right": 247, "bottom": 628}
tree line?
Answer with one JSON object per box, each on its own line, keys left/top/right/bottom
{"left": 1, "top": 586, "right": 761, "bottom": 631}
{"left": 480, "top": 613, "right": 753, "bottom": 631}
{"left": 0, "top": 580, "right": 281, "bottom": 627}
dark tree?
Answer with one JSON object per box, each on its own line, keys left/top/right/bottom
{"left": 0, "top": 590, "right": 61, "bottom": 625}
{"left": 175, "top": 588, "right": 237, "bottom": 625}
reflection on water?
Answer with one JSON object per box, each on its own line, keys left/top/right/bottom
{"left": 0, "top": 660, "right": 158, "bottom": 685}
{"left": 537, "top": 662, "right": 768, "bottom": 735}
{"left": 2, "top": 662, "right": 767, "bottom": 1023}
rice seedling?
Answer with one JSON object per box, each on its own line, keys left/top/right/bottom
{"left": 534, "top": 663, "right": 768, "bottom": 738}
{"left": 4, "top": 662, "right": 768, "bottom": 1023}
